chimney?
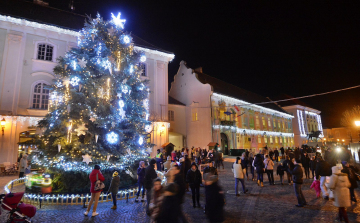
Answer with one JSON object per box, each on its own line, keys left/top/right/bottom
{"left": 195, "top": 67, "right": 203, "bottom": 73}
{"left": 33, "top": 0, "right": 49, "bottom": 6}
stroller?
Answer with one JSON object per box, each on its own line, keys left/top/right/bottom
{"left": 0, "top": 192, "right": 36, "bottom": 222}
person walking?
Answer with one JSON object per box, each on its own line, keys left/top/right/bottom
{"left": 315, "top": 157, "right": 332, "bottom": 200}
{"left": 264, "top": 155, "right": 275, "bottom": 185}
{"left": 341, "top": 161, "right": 358, "bottom": 202}
{"left": 274, "top": 148, "right": 279, "bottom": 162}
{"left": 204, "top": 173, "right": 225, "bottom": 223}
{"left": 107, "top": 171, "right": 120, "bottom": 209}
{"left": 155, "top": 149, "right": 163, "bottom": 171}
{"left": 309, "top": 156, "right": 317, "bottom": 179}
{"left": 249, "top": 153, "right": 255, "bottom": 181}
{"left": 310, "top": 177, "right": 321, "bottom": 198}
{"left": 135, "top": 161, "right": 146, "bottom": 202}
{"left": 287, "top": 159, "right": 306, "bottom": 207}
{"left": 283, "top": 156, "right": 293, "bottom": 185}
{"left": 145, "top": 159, "right": 158, "bottom": 215}
{"left": 277, "top": 163, "right": 285, "bottom": 185}
{"left": 149, "top": 178, "right": 164, "bottom": 223}
{"left": 203, "top": 161, "right": 218, "bottom": 179}
{"left": 186, "top": 162, "right": 202, "bottom": 208}
{"left": 163, "top": 156, "right": 172, "bottom": 171}
{"left": 241, "top": 153, "right": 249, "bottom": 180}
{"left": 156, "top": 183, "right": 181, "bottom": 223}
{"left": 253, "top": 154, "right": 265, "bottom": 187}
{"left": 302, "top": 153, "right": 310, "bottom": 179}
{"left": 233, "top": 157, "right": 248, "bottom": 196}
{"left": 19, "top": 154, "right": 28, "bottom": 178}
{"left": 328, "top": 167, "right": 351, "bottom": 223}
{"left": 173, "top": 165, "right": 188, "bottom": 223}
{"left": 85, "top": 165, "right": 105, "bottom": 217}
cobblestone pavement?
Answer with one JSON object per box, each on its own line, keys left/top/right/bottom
{"left": 1, "top": 158, "right": 360, "bottom": 223}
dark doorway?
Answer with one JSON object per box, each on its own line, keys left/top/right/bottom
{"left": 220, "top": 133, "right": 229, "bottom": 155}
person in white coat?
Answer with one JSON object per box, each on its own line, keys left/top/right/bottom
{"left": 325, "top": 165, "right": 342, "bottom": 199}
{"left": 328, "top": 168, "right": 351, "bottom": 223}
{"left": 264, "top": 155, "right": 275, "bottom": 185}
{"left": 232, "top": 157, "right": 248, "bottom": 196}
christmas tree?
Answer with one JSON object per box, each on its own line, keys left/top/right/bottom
{"left": 36, "top": 13, "right": 151, "bottom": 172}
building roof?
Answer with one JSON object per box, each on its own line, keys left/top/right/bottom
{"left": 0, "top": 0, "right": 173, "bottom": 54}
{"left": 169, "top": 96, "right": 185, "bottom": 106}
{"left": 194, "top": 70, "right": 290, "bottom": 115}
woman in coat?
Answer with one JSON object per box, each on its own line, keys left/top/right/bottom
{"left": 253, "top": 154, "right": 264, "bottom": 187}
{"left": 263, "top": 155, "right": 274, "bottom": 185}
{"left": 328, "top": 168, "right": 351, "bottom": 223}
{"left": 85, "top": 165, "right": 105, "bottom": 217}
{"left": 186, "top": 162, "right": 202, "bottom": 208}
{"left": 108, "top": 171, "right": 120, "bottom": 209}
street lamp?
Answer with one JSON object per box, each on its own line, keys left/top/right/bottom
{"left": 1, "top": 118, "right": 5, "bottom": 136}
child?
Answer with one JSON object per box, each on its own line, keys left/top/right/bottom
{"left": 107, "top": 171, "right": 120, "bottom": 209}
{"left": 276, "top": 163, "right": 285, "bottom": 185}
{"left": 310, "top": 177, "right": 321, "bottom": 198}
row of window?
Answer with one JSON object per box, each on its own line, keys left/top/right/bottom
{"left": 236, "top": 134, "right": 294, "bottom": 144}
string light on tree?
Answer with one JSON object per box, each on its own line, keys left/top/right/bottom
{"left": 123, "top": 35, "right": 130, "bottom": 44}
{"left": 138, "top": 136, "right": 144, "bottom": 145}
{"left": 140, "top": 55, "right": 146, "bottom": 62}
{"left": 106, "top": 131, "right": 119, "bottom": 144}
{"left": 70, "top": 76, "right": 80, "bottom": 86}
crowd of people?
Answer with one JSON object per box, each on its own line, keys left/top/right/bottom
{"left": 83, "top": 145, "right": 358, "bottom": 223}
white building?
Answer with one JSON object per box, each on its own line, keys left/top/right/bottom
{"left": 0, "top": 0, "right": 174, "bottom": 163}
{"left": 168, "top": 61, "right": 294, "bottom": 154}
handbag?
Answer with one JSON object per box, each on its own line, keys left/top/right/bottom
{"left": 94, "top": 173, "right": 105, "bottom": 191}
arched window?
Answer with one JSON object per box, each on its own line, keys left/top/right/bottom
{"left": 37, "top": 43, "right": 54, "bottom": 61}
{"left": 32, "top": 82, "right": 49, "bottom": 109}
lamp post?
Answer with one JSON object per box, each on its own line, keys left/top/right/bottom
{"left": 1, "top": 118, "right": 5, "bottom": 136}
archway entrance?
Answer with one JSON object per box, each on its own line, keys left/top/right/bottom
{"left": 220, "top": 133, "right": 229, "bottom": 155}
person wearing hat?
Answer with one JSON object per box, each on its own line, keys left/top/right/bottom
{"left": 108, "top": 171, "right": 120, "bottom": 209}
{"left": 85, "top": 165, "right": 105, "bottom": 217}
{"left": 186, "top": 162, "right": 202, "bottom": 208}
{"left": 145, "top": 159, "right": 158, "bottom": 215}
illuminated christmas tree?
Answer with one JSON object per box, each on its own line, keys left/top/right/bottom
{"left": 36, "top": 13, "right": 151, "bottom": 172}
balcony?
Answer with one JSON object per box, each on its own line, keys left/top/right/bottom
{"left": 220, "top": 120, "right": 235, "bottom": 126}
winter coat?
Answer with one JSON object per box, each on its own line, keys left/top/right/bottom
{"left": 310, "top": 180, "right": 321, "bottom": 193}
{"left": 253, "top": 155, "right": 264, "bottom": 173}
{"left": 157, "top": 193, "right": 181, "bottom": 223}
{"left": 89, "top": 169, "right": 105, "bottom": 193}
{"left": 145, "top": 165, "right": 157, "bottom": 189}
{"left": 171, "top": 151, "right": 176, "bottom": 161}
{"left": 328, "top": 173, "right": 351, "bottom": 207}
{"left": 315, "top": 160, "right": 332, "bottom": 179}
{"left": 19, "top": 157, "right": 27, "bottom": 172}
{"left": 301, "top": 155, "right": 310, "bottom": 168}
{"left": 276, "top": 165, "right": 285, "bottom": 175}
{"left": 163, "top": 159, "right": 172, "bottom": 171}
{"left": 186, "top": 168, "right": 202, "bottom": 187}
{"left": 274, "top": 150, "right": 279, "bottom": 156}
{"left": 283, "top": 159, "right": 294, "bottom": 172}
{"left": 241, "top": 157, "right": 248, "bottom": 168}
{"left": 232, "top": 163, "right": 244, "bottom": 179}
{"left": 341, "top": 166, "right": 358, "bottom": 189}
{"left": 309, "top": 160, "right": 317, "bottom": 171}
{"left": 108, "top": 175, "right": 120, "bottom": 194}
{"left": 288, "top": 163, "right": 303, "bottom": 184}
{"left": 203, "top": 166, "right": 218, "bottom": 179}
{"left": 264, "top": 158, "right": 274, "bottom": 170}
{"left": 184, "top": 158, "right": 192, "bottom": 174}
{"left": 205, "top": 182, "right": 225, "bottom": 223}
{"left": 174, "top": 173, "right": 186, "bottom": 203}
{"left": 137, "top": 167, "right": 146, "bottom": 183}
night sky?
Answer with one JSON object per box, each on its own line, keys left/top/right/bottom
{"left": 45, "top": 0, "right": 360, "bottom": 128}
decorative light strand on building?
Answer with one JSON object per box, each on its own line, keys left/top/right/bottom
{"left": 213, "top": 125, "right": 294, "bottom": 137}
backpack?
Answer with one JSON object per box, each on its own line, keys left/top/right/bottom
{"left": 94, "top": 173, "right": 105, "bottom": 191}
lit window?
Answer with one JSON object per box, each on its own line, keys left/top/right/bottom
{"left": 139, "top": 63, "right": 146, "bottom": 76}
{"left": 264, "top": 136, "right": 268, "bottom": 143}
{"left": 32, "top": 82, "right": 49, "bottom": 109}
{"left": 255, "top": 116, "right": 260, "bottom": 126}
{"left": 262, "top": 117, "right": 266, "bottom": 128}
{"left": 275, "top": 136, "right": 278, "bottom": 143}
{"left": 270, "top": 136, "right": 273, "bottom": 143}
{"left": 237, "top": 133, "right": 241, "bottom": 143}
{"left": 37, "top": 44, "right": 53, "bottom": 61}
{"left": 280, "top": 137, "right": 282, "bottom": 143}
{"left": 258, "top": 135, "right": 261, "bottom": 143}
{"left": 168, "top": 110, "right": 174, "bottom": 121}
{"left": 192, "top": 108, "right": 198, "bottom": 121}
{"left": 268, "top": 118, "right": 271, "bottom": 128}
{"left": 273, "top": 120, "right": 276, "bottom": 130}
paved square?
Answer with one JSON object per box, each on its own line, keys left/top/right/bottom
{"left": 1, "top": 158, "right": 359, "bottom": 222}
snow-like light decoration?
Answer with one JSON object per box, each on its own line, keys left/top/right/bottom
{"left": 145, "top": 125, "right": 152, "bottom": 133}
{"left": 138, "top": 83, "right": 145, "bottom": 91}
{"left": 102, "top": 60, "right": 111, "bottom": 71}
{"left": 72, "top": 60, "right": 77, "bottom": 70}
{"left": 111, "top": 12, "right": 126, "bottom": 29}
{"left": 78, "top": 57, "right": 87, "bottom": 68}
{"left": 56, "top": 81, "right": 63, "bottom": 88}
{"left": 82, "top": 154, "right": 92, "bottom": 165}
{"left": 106, "top": 131, "right": 119, "bottom": 144}
{"left": 119, "top": 100, "right": 126, "bottom": 119}
{"left": 119, "top": 100, "right": 125, "bottom": 108}
{"left": 121, "top": 85, "right": 129, "bottom": 94}
{"left": 139, "top": 136, "right": 144, "bottom": 145}
{"left": 97, "top": 43, "right": 102, "bottom": 56}
{"left": 123, "top": 35, "right": 130, "bottom": 44}
{"left": 213, "top": 125, "right": 294, "bottom": 137}
{"left": 129, "top": 65, "right": 134, "bottom": 74}
{"left": 140, "top": 55, "right": 146, "bottom": 62}
{"left": 70, "top": 76, "right": 80, "bottom": 86}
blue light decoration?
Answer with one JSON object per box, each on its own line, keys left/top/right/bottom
{"left": 56, "top": 81, "right": 63, "bottom": 88}
{"left": 140, "top": 55, "right": 146, "bottom": 62}
{"left": 70, "top": 76, "right": 80, "bottom": 86}
{"left": 106, "top": 131, "right": 119, "bottom": 144}
{"left": 129, "top": 65, "right": 134, "bottom": 74}
{"left": 123, "top": 35, "right": 130, "bottom": 44}
{"left": 102, "top": 59, "right": 111, "bottom": 71}
{"left": 72, "top": 60, "right": 77, "bottom": 70}
{"left": 139, "top": 136, "right": 143, "bottom": 145}
{"left": 121, "top": 85, "right": 129, "bottom": 94}
{"left": 111, "top": 12, "right": 126, "bottom": 29}
{"left": 119, "top": 99, "right": 126, "bottom": 119}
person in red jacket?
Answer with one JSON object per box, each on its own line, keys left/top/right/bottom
{"left": 84, "top": 165, "right": 105, "bottom": 217}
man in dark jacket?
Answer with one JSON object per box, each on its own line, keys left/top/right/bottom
{"left": 283, "top": 156, "right": 293, "bottom": 185}
{"left": 301, "top": 153, "right": 310, "bottom": 179}
{"left": 156, "top": 183, "right": 181, "bottom": 223}
{"left": 205, "top": 174, "right": 225, "bottom": 223}
{"left": 274, "top": 148, "right": 279, "bottom": 163}
{"left": 135, "top": 161, "right": 146, "bottom": 202}
{"left": 287, "top": 160, "right": 306, "bottom": 207}
{"left": 203, "top": 162, "right": 218, "bottom": 179}
{"left": 186, "top": 162, "right": 202, "bottom": 208}
{"left": 342, "top": 161, "right": 358, "bottom": 202}
{"left": 280, "top": 147, "right": 285, "bottom": 157}
{"left": 173, "top": 165, "right": 187, "bottom": 223}
{"left": 315, "top": 157, "right": 331, "bottom": 199}
{"left": 309, "top": 156, "right": 317, "bottom": 179}
{"left": 145, "top": 159, "right": 157, "bottom": 215}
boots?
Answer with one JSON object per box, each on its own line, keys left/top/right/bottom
{"left": 141, "top": 195, "right": 145, "bottom": 202}
{"left": 111, "top": 205, "right": 117, "bottom": 209}
{"left": 257, "top": 180, "right": 260, "bottom": 186}
{"left": 261, "top": 182, "right": 264, "bottom": 187}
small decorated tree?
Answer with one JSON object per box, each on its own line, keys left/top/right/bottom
{"left": 35, "top": 13, "right": 151, "bottom": 177}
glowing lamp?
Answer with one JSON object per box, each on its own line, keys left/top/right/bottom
{"left": 1, "top": 118, "right": 5, "bottom": 135}
{"left": 355, "top": 121, "right": 360, "bottom": 127}
{"left": 336, "top": 147, "right": 341, "bottom": 153}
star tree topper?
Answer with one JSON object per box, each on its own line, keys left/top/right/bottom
{"left": 111, "top": 12, "right": 126, "bottom": 29}
{"left": 82, "top": 154, "right": 92, "bottom": 165}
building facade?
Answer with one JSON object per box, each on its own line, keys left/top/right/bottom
{"left": 0, "top": 1, "right": 174, "bottom": 163}
{"left": 168, "top": 61, "right": 294, "bottom": 154}
{"left": 281, "top": 105, "right": 324, "bottom": 147}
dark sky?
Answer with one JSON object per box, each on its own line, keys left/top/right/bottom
{"left": 46, "top": 0, "right": 360, "bottom": 128}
